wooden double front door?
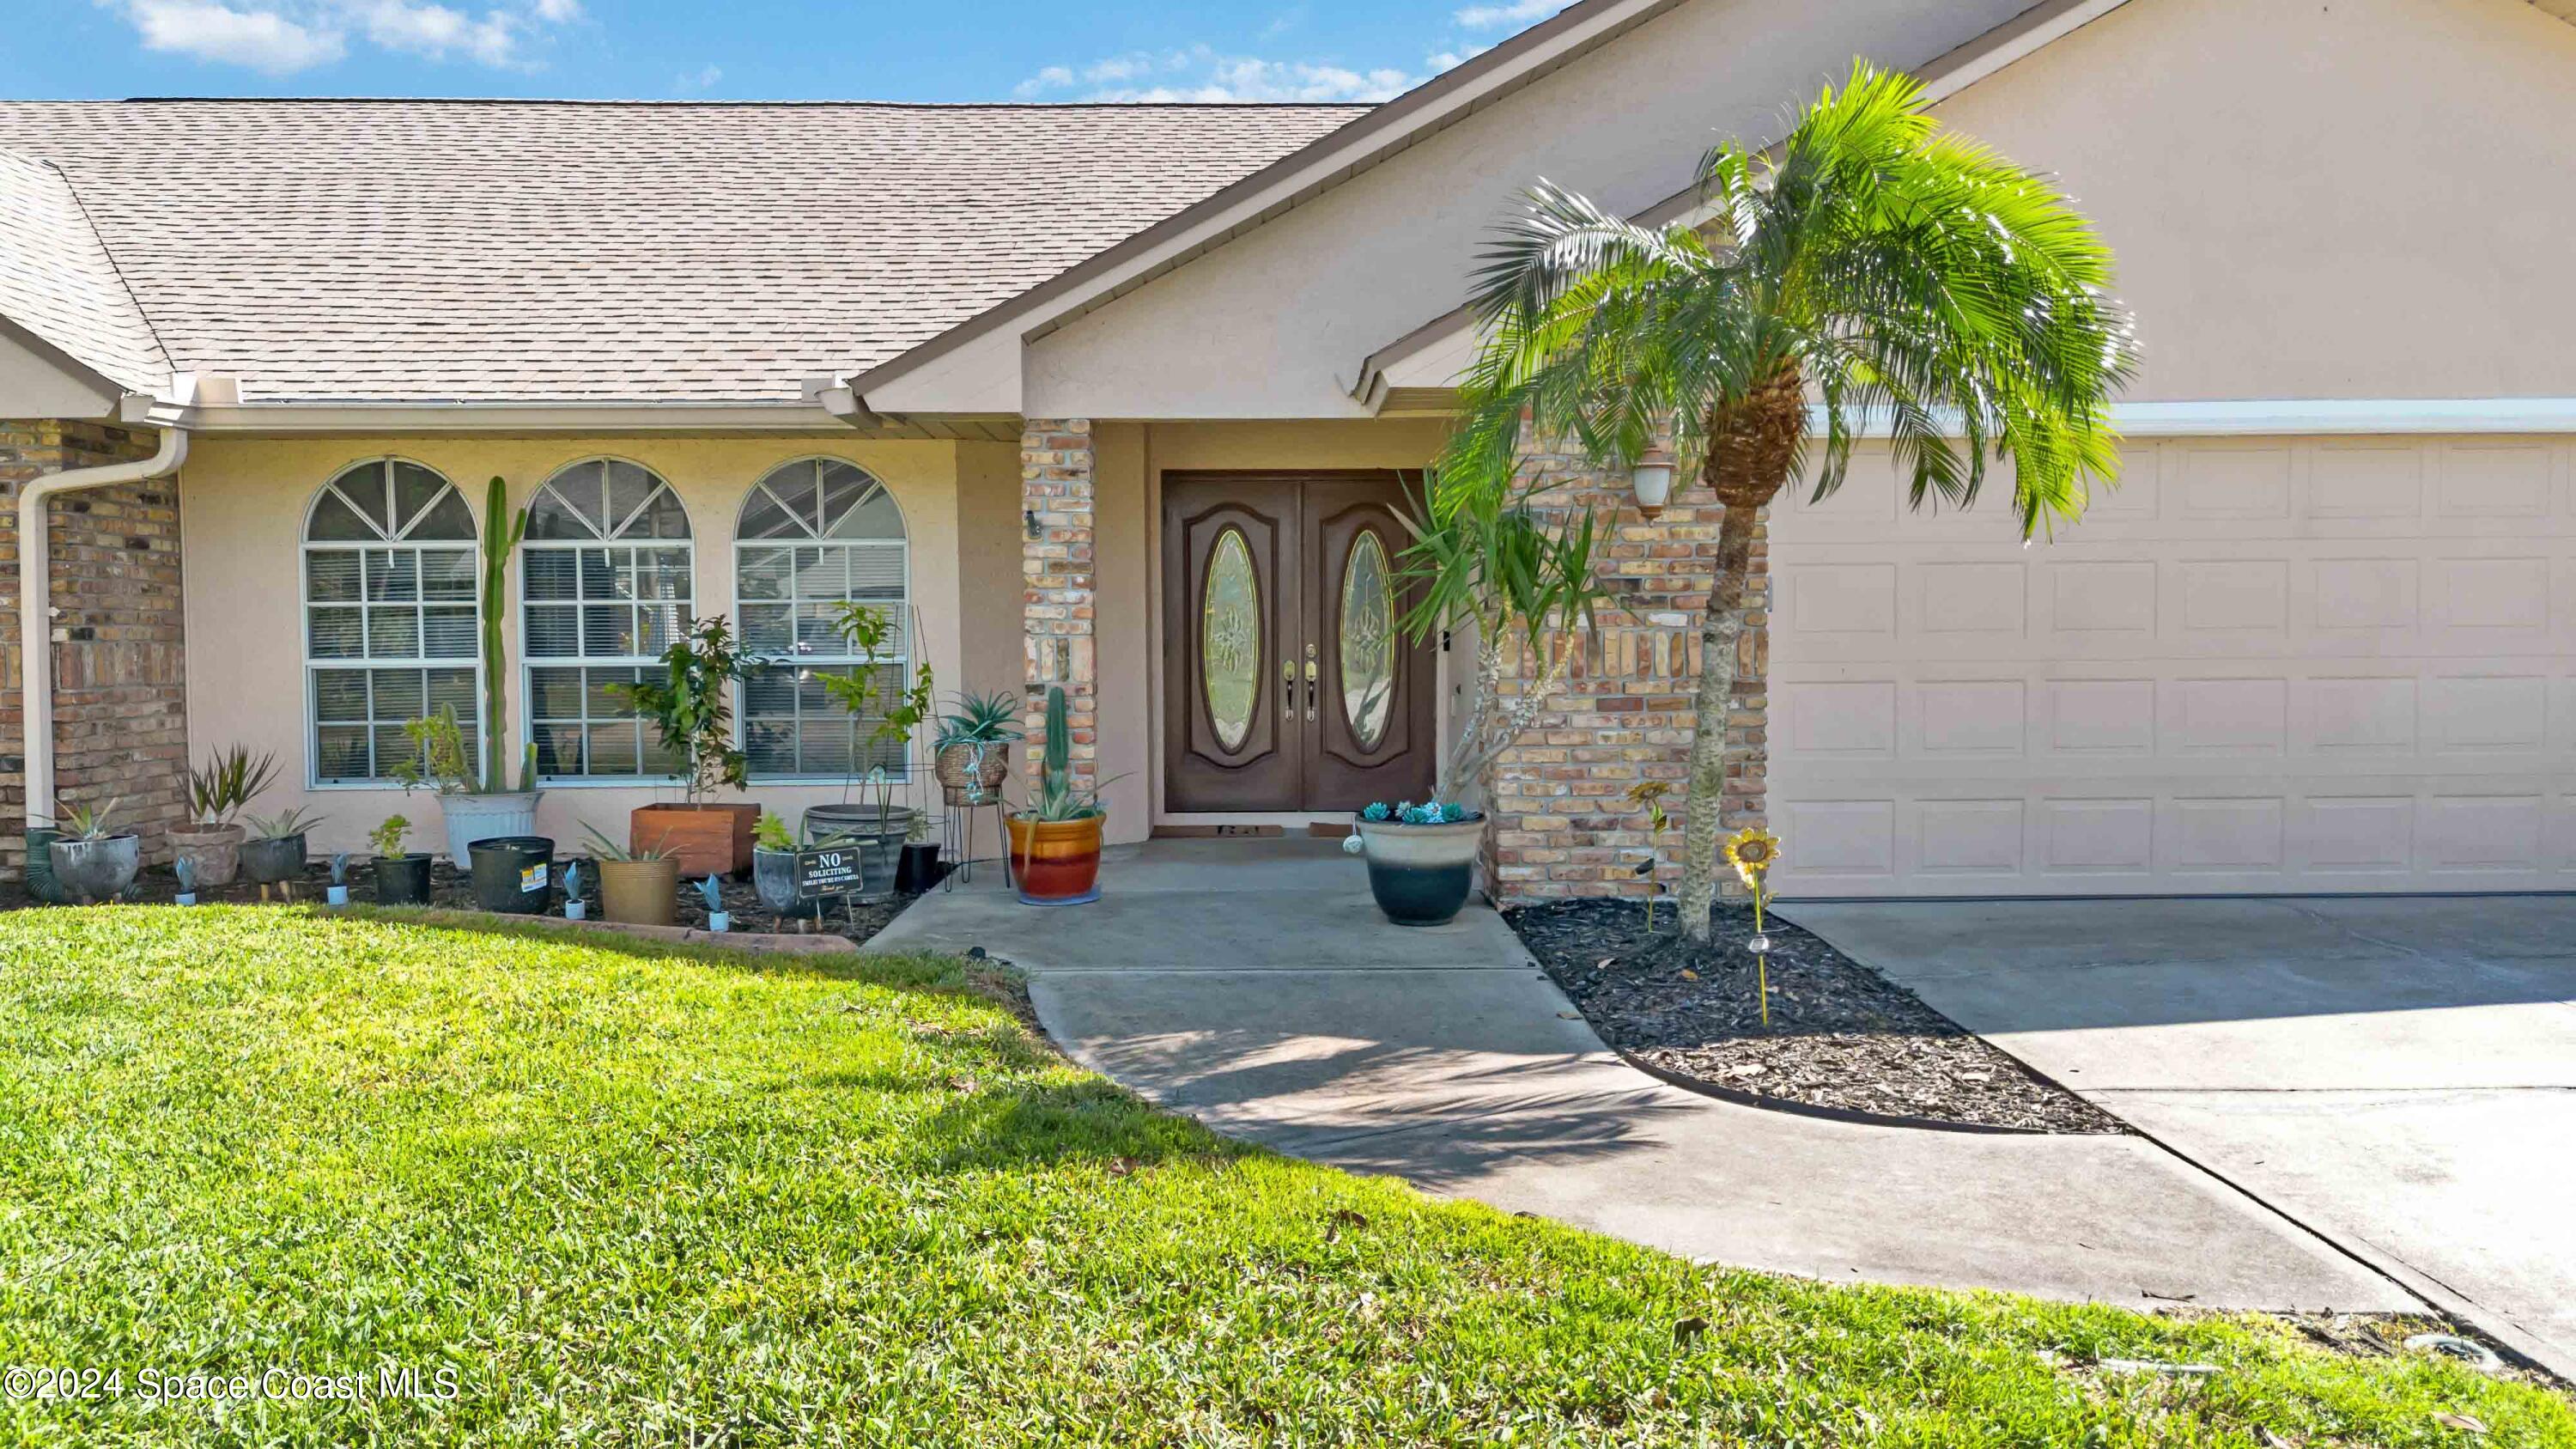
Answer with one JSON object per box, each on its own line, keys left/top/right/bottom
{"left": 1163, "top": 471, "right": 1437, "bottom": 813}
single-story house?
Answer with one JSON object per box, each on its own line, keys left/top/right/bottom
{"left": 4, "top": 0, "right": 2573, "bottom": 898}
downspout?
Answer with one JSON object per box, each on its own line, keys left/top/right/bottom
{"left": 17, "top": 420, "right": 186, "bottom": 893}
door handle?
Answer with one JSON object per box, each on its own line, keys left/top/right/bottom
{"left": 1303, "top": 658, "right": 1318, "bottom": 721}
{"left": 1282, "top": 660, "right": 1296, "bottom": 720}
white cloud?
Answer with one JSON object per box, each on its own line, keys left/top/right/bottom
{"left": 1425, "top": 43, "right": 1490, "bottom": 73}
{"left": 677, "top": 62, "right": 721, "bottom": 91}
{"left": 125, "top": 0, "right": 345, "bottom": 74}
{"left": 1017, "top": 44, "right": 1416, "bottom": 104}
{"left": 106, "top": 0, "right": 577, "bottom": 73}
{"left": 355, "top": 0, "right": 519, "bottom": 65}
{"left": 1453, "top": 0, "right": 1558, "bottom": 30}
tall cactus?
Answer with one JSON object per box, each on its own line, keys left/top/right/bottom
{"left": 478, "top": 476, "right": 529, "bottom": 794}
{"left": 1041, "top": 685, "right": 1070, "bottom": 789}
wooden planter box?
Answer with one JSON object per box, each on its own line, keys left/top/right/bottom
{"left": 631, "top": 803, "right": 758, "bottom": 878}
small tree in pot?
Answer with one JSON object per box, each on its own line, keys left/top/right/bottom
{"left": 171, "top": 746, "right": 278, "bottom": 887}
{"left": 46, "top": 797, "right": 140, "bottom": 904}
{"left": 1346, "top": 484, "right": 1607, "bottom": 926}
{"left": 805, "top": 602, "right": 933, "bottom": 899}
{"left": 369, "top": 813, "right": 434, "bottom": 906}
{"left": 614, "top": 615, "right": 764, "bottom": 878}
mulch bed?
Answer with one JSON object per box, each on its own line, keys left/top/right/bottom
{"left": 1, "top": 858, "right": 911, "bottom": 945}
{"left": 1508, "top": 898, "right": 2125, "bottom": 1135}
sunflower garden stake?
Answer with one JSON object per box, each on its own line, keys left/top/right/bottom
{"left": 1625, "top": 780, "right": 1673, "bottom": 932}
{"left": 1725, "top": 826, "right": 1782, "bottom": 1026}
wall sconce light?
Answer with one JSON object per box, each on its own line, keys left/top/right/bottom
{"left": 1631, "top": 446, "right": 1675, "bottom": 519}
{"left": 1024, "top": 508, "right": 1042, "bottom": 540}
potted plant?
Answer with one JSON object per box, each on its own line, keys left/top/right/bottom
{"left": 370, "top": 813, "right": 434, "bottom": 906}
{"left": 933, "top": 688, "right": 1020, "bottom": 806}
{"left": 171, "top": 746, "right": 278, "bottom": 888}
{"left": 46, "top": 797, "right": 140, "bottom": 904}
{"left": 694, "top": 874, "right": 730, "bottom": 933}
{"left": 751, "top": 809, "right": 803, "bottom": 915}
{"left": 805, "top": 604, "right": 933, "bottom": 857}
{"left": 1005, "top": 685, "right": 1109, "bottom": 906}
{"left": 397, "top": 476, "right": 542, "bottom": 868}
{"left": 896, "top": 810, "right": 941, "bottom": 893}
{"left": 581, "top": 824, "right": 679, "bottom": 928}
{"left": 467, "top": 834, "right": 555, "bottom": 916}
{"left": 240, "top": 807, "right": 325, "bottom": 898}
{"left": 1347, "top": 486, "right": 1606, "bottom": 927}
{"left": 326, "top": 853, "right": 353, "bottom": 906}
{"left": 561, "top": 861, "right": 586, "bottom": 921}
{"left": 615, "top": 615, "right": 764, "bottom": 878}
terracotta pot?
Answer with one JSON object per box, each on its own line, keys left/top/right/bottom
{"left": 629, "top": 802, "right": 757, "bottom": 878}
{"left": 598, "top": 856, "right": 679, "bottom": 927}
{"left": 168, "top": 822, "right": 245, "bottom": 888}
{"left": 934, "top": 740, "right": 1012, "bottom": 805}
{"left": 1005, "top": 813, "right": 1104, "bottom": 905}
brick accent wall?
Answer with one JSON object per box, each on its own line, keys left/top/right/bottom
{"left": 1485, "top": 439, "right": 1768, "bottom": 903}
{"left": 0, "top": 419, "right": 190, "bottom": 879}
{"left": 1021, "top": 418, "right": 1097, "bottom": 793}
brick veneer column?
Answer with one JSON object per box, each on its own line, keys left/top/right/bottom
{"left": 1484, "top": 437, "right": 1767, "bottom": 904}
{"left": 0, "top": 418, "right": 191, "bottom": 879}
{"left": 1020, "top": 418, "right": 1097, "bottom": 793}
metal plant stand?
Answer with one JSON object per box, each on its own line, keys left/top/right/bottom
{"left": 943, "top": 785, "right": 1012, "bottom": 892}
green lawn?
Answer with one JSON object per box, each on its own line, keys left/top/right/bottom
{"left": 0, "top": 909, "right": 2566, "bottom": 1446}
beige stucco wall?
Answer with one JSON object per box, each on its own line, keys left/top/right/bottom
{"left": 1929, "top": 0, "right": 2576, "bottom": 401}
{"left": 1026, "top": 0, "right": 2576, "bottom": 417}
{"left": 1088, "top": 417, "right": 1454, "bottom": 839}
{"left": 178, "top": 432, "right": 1015, "bottom": 859}
{"left": 1023, "top": 0, "right": 2026, "bottom": 418}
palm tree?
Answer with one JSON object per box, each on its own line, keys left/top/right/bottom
{"left": 1441, "top": 61, "right": 2137, "bottom": 941}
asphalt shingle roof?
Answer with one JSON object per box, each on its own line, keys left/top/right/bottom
{"left": 0, "top": 100, "right": 1367, "bottom": 405}
{"left": 0, "top": 144, "right": 167, "bottom": 393}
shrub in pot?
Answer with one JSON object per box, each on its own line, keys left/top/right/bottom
{"left": 582, "top": 825, "right": 679, "bottom": 928}
{"left": 1005, "top": 685, "right": 1113, "bottom": 906}
{"left": 751, "top": 810, "right": 805, "bottom": 916}
{"left": 614, "top": 616, "right": 763, "bottom": 878}
{"left": 369, "top": 813, "right": 434, "bottom": 907}
{"left": 1348, "top": 478, "right": 1606, "bottom": 927}
{"left": 808, "top": 604, "right": 933, "bottom": 899}
{"left": 46, "top": 797, "right": 141, "bottom": 904}
{"left": 240, "top": 807, "right": 325, "bottom": 897}
{"left": 396, "top": 478, "right": 542, "bottom": 868}
{"left": 171, "top": 746, "right": 279, "bottom": 888}
{"left": 933, "top": 689, "right": 1019, "bottom": 806}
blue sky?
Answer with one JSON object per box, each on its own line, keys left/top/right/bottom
{"left": 3, "top": 0, "right": 1565, "bottom": 102}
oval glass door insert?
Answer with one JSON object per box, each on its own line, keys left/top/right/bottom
{"left": 1201, "top": 528, "right": 1260, "bottom": 751}
{"left": 1340, "top": 531, "right": 1394, "bottom": 749}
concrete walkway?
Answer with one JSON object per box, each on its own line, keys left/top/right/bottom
{"left": 1783, "top": 897, "right": 2576, "bottom": 1377}
{"left": 867, "top": 839, "right": 2409, "bottom": 1313}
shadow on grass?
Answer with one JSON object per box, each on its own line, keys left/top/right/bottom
{"left": 898, "top": 1077, "right": 1251, "bottom": 1176}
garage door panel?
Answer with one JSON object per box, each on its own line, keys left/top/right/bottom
{"left": 1771, "top": 435, "right": 2576, "bottom": 896}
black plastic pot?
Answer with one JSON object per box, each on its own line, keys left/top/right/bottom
{"left": 467, "top": 836, "right": 556, "bottom": 915}
{"left": 374, "top": 853, "right": 435, "bottom": 906}
{"left": 240, "top": 832, "right": 309, "bottom": 886}
{"left": 896, "top": 840, "right": 943, "bottom": 893}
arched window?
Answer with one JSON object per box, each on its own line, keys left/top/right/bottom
{"left": 735, "top": 459, "right": 908, "bottom": 779}
{"left": 522, "top": 459, "right": 694, "bottom": 779}
{"left": 303, "top": 460, "right": 480, "bottom": 783}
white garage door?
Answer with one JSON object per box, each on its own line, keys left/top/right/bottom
{"left": 1767, "top": 435, "right": 2576, "bottom": 897}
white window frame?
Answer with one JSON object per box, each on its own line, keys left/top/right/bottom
{"left": 519, "top": 458, "right": 696, "bottom": 786}
{"left": 300, "top": 459, "right": 483, "bottom": 789}
{"left": 732, "top": 458, "right": 914, "bottom": 783}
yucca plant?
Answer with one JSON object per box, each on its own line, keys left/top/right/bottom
{"left": 245, "top": 807, "right": 327, "bottom": 841}
{"left": 1446, "top": 61, "right": 2136, "bottom": 939}
{"left": 186, "top": 747, "right": 279, "bottom": 827}
{"left": 53, "top": 796, "right": 123, "bottom": 842}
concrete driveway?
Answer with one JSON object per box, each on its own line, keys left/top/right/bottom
{"left": 870, "top": 841, "right": 2409, "bottom": 1316}
{"left": 1783, "top": 895, "right": 2576, "bottom": 1377}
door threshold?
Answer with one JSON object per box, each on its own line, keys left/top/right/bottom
{"left": 1151, "top": 819, "right": 1356, "bottom": 840}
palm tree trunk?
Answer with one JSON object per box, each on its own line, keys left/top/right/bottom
{"left": 1677, "top": 368, "right": 1805, "bottom": 941}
